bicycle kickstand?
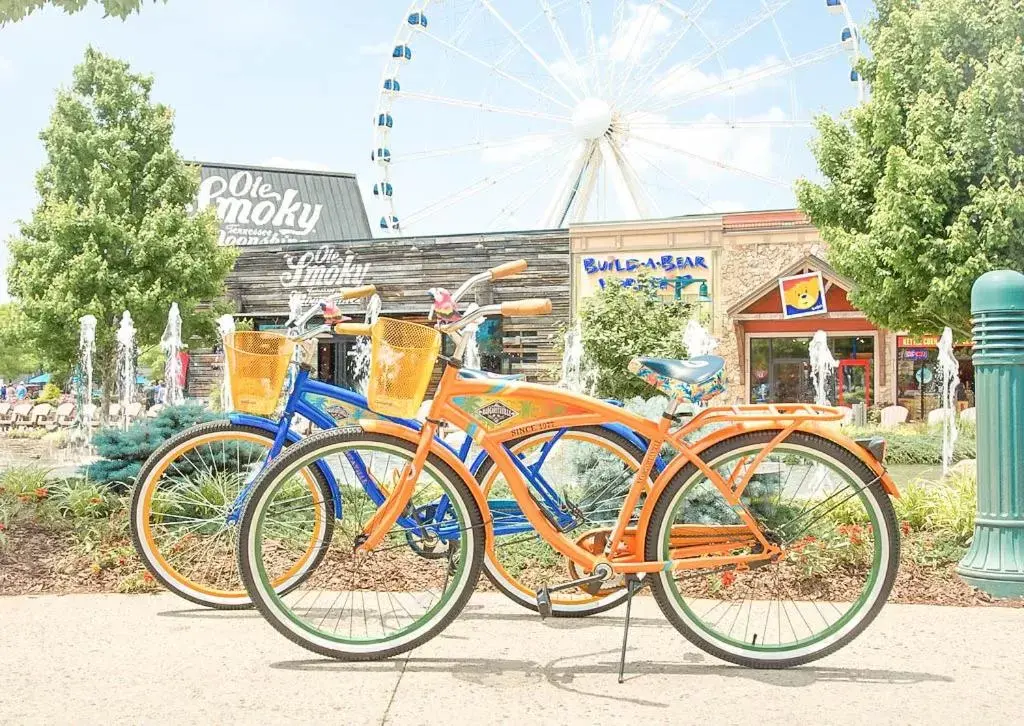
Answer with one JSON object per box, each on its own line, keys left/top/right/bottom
{"left": 617, "top": 574, "right": 644, "bottom": 684}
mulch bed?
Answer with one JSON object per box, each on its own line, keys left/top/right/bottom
{"left": 1, "top": 524, "right": 1021, "bottom": 608}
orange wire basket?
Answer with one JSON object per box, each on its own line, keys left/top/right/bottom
{"left": 367, "top": 318, "right": 441, "bottom": 418}
{"left": 223, "top": 331, "right": 296, "bottom": 416}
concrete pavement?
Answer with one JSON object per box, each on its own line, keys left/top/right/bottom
{"left": 2, "top": 592, "right": 1023, "bottom": 725}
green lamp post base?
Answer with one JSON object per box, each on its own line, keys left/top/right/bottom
{"left": 957, "top": 269, "right": 1024, "bottom": 600}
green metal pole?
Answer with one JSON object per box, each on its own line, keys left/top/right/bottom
{"left": 958, "top": 269, "right": 1024, "bottom": 598}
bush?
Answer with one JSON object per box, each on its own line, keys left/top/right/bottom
{"left": 895, "top": 471, "right": 976, "bottom": 546}
{"left": 37, "top": 382, "right": 61, "bottom": 403}
{"left": 578, "top": 276, "right": 694, "bottom": 400}
{"left": 84, "top": 402, "right": 223, "bottom": 490}
{"left": 844, "top": 423, "right": 976, "bottom": 465}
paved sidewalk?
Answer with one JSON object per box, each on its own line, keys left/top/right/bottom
{"left": 2, "top": 592, "right": 1022, "bottom": 725}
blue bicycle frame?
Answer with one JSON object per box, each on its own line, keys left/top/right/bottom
{"left": 223, "top": 367, "right": 663, "bottom": 541}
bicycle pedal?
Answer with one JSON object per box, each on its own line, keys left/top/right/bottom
{"left": 536, "top": 587, "right": 553, "bottom": 619}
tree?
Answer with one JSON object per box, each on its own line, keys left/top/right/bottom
{"left": 7, "top": 48, "right": 236, "bottom": 407}
{"left": 0, "top": 303, "right": 41, "bottom": 381}
{"left": 0, "top": 0, "right": 162, "bottom": 24}
{"left": 796, "top": 0, "right": 1024, "bottom": 338}
{"left": 577, "top": 277, "right": 694, "bottom": 400}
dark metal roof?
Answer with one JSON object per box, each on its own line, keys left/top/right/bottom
{"left": 193, "top": 161, "right": 371, "bottom": 245}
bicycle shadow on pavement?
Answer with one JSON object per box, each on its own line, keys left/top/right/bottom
{"left": 157, "top": 608, "right": 263, "bottom": 620}
{"left": 270, "top": 651, "right": 953, "bottom": 709}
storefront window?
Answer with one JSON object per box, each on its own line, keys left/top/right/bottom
{"left": 749, "top": 336, "right": 875, "bottom": 405}
{"left": 896, "top": 344, "right": 974, "bottom": 420}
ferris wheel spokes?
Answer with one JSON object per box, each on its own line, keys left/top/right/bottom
{"left": 648, "top": 42, "right": 848, "bottom": 116}
{"left": 398, "top": 90, "right": 572, "bottom": 123}
{"left": 631, "top": 131, "right": 789, "bottom": 187}
{"left": 628, "top": 0, "right": 795, "bottom": 114}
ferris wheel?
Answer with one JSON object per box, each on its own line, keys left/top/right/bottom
{"left": 371, "top": 0, "right": 866, "bottom": 234}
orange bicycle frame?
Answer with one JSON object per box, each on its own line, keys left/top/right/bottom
{"left": 358, "top": 363, "right": 899, "bottom": 575}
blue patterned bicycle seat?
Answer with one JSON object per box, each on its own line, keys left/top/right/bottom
{"left": 627, "top": 355, "right": 726, "bottom": 404}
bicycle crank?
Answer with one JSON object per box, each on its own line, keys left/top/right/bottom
{"left": 535, "top": 563, "right": 615, "bottom": 619}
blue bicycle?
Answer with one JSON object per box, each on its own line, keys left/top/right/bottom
{"left": 130, "top": 262, "right": 656, "bottom": 614}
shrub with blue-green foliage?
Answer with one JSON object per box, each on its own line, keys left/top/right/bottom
{"left": 85, "top": 403, "right": 223, "bottom": 490}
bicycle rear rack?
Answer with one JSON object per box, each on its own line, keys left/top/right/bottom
{"left": 687, "top": 403, "right": 844, "bottom": 429}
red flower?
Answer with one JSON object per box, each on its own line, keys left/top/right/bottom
{"left": 142, "top": 572, "right": 154, "bottom": 583}
{"left": 900, "top": 521, "right": 911, "bottom": 536}
{"left": 0, "top": 522, "right": 6, "bottom": 531}
{"left": 89, "top": 497, "right": 102, "bottom": 505}
{"left": 721, "top": 571, "right": 736, "bottom": 588}
{"left": 118, "top": 557, "right": 127, "bottom": 566}
{"left": 34, "top": 487, "right": 48, "bottom": 500}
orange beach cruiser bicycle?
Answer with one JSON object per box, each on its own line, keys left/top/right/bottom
{"left": 237, "top": 291, "right": 901, "bottom": 672}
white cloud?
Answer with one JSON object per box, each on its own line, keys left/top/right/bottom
{"left": 653, "top": 56, "right": 784, "bottom": 101}
{"left": 261, "top": 157, "right": 334, "bottom": 172}
{"left": 358, "top": 42, "right": 393, "bottom": 56}
{"left": 0, "top": 56, "right": 13, "bottom": 80}
{"left": 481, "top": 134, "right": 556, "bottom": 164}
{"left": 624, "top": 106, "right": 787, "bottom": 182}
{"left": 609, "top": 3, "right": 671, "bottom": 64}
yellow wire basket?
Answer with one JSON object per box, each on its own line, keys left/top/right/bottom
{"left": 368, "top": 318, "right": 441, "bottom": 418}
{"left": 223, "top": 331, "right": 296, "bottom": 416}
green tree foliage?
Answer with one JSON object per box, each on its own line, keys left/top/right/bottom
{"left": 577, "top": 277, "right": 693, "bottom": 400}
{"left": 85, "top": 402, "right": 221, "bottom": 489}
{"left": 0, "top": 303, "right": 41, "bottom": 381}
{"left": 7, "top": 48, "right": 237, "bottom": 397}
{"left": 797, "top": 0, "right": 1024, "bottom": 337}
{"left": 0, "top": 0, "right": 162, "bottom": 24}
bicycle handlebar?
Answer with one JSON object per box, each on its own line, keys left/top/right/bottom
{"left": 489, "top": 259, "right": 528, "bottom": 280}
{"left": 500, "top": 298, "right": 552, "bottom": 317}
{"left": 340, "top": 284, "right": 377, "bottom": 300}
{"left": 334, "top": 322, "right": 373, "bottom": 337}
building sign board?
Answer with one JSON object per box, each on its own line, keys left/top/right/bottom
{"left": 896, "top": 335, "right": 972, "bottom": 348}
{"left": 577, "top": 250, "right": 712, "bottom": 299}
{"left": 779, "top": 271, "right": 827, "bottom": 319}
{"left": 193, "top": 163, "right": 370, "bottom": 246}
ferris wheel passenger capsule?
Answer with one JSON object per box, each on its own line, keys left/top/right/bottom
{"left": 841, "top": 27, "right": 855, "bottom": 49}
{"left": 383, "top": 78, "right": 401, "bottom": 93}
{"left": 850, "top": 69, "right": 861, "bottom": 83}
{"left": 380, "top": 215, "right": 400, "bottom": 231}
{"left": 393, "top": 45, "right": 412, "bottom": 61}
{"left": 373, "top": 182, "right": 394, "bottom": 198}
{"left": 408, "top": 12, "right": 428, "bottom": 28}
{"left": 376, "top": 113, "right": 394, "bottom": 128}
{"left": 826, "top": 0, "right": 844, "bottom": 14}
{"left": 371, "top": 147, "right": 391, "bottom": 164}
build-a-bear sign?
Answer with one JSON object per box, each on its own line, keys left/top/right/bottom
{"left": 779, "top": 271, "right": 827, "bottom": 319}
{"left": 577, "top": 250, "right": 712, "bottom": 300}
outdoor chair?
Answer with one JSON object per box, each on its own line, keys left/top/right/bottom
{"left": 927, "top": 407, "right": 955, "bottom": 427}
{"left": 146, "top": 403, "right": 165, "bottom": 418}
{"left": 53, "top": 402, "right": 76, "bottom": 430}
{"left": 28, "top": 403, "right": 54, "bottom": 428}
{"left": 108, "top": 403, "right": 121, "bottom": 422}
{"left": 0, "top": 402, "right": 12, "bottom": 430}
{"left": 960, "top": 407, "right": 977, "bottom": 425}
{"left": 879, "top": 405, "right": 909, "bottom": 429}
{"left": 10, "top": 402, "right": 34, "bottom": 429}
{"left": 83, "top": 403, "right": 99, "bottom": 427}
{"left": 125, "top": 402, "right": 145, "bottom": 420}
{"left": 837, "top": 406, "right": 854, "bottom": 425}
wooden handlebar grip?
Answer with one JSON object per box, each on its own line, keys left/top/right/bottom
{"left": 500, "top": 298, "right": 552, "bottom": 317}
{"left": 489, "top": 259, "right": 528, "bottom": 280}
{"left": 334, "top": 323, "right": 373, "bottom": 336}
{"left": 340, "top": 284, "right": 377, "bottom": 300}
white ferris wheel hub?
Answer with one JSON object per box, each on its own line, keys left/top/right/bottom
{"left": 571, "top": 98, "right": 614, "bottom": 141}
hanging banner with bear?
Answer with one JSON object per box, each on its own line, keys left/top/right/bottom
{"left": 779, "top": 271, "right": 827, "bottom": 319}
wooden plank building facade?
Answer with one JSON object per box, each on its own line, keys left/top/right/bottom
{"left": 189, "top": 229, "right": 571, "bottom": 398}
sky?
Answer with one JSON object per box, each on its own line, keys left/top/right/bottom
{"left": 0, "top": 0, "right": 875, "bottom": 302}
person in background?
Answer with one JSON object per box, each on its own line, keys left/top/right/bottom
{"left": 155, "top": 379, "right": 167, "bottom": 405}
{"left": 0, "top": 384, "right": 6, "bottom": 401}
{"left": 15, "top": 383, "right": 27, "bottom": 400}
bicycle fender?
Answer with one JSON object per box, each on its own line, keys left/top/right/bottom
{"left": 227, "top": 412, "right": 343, "bottom": 516}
